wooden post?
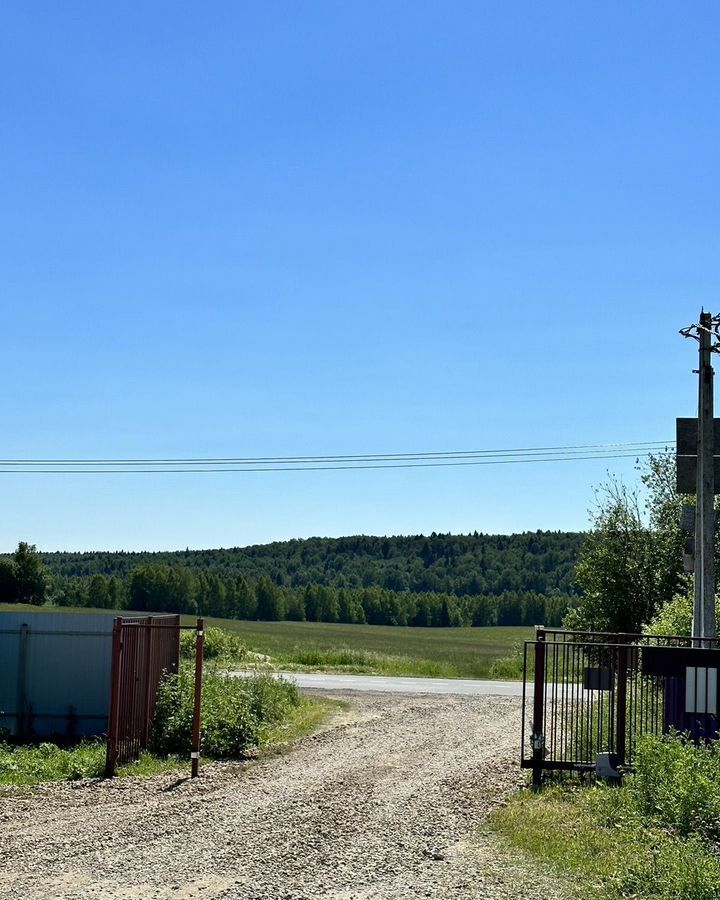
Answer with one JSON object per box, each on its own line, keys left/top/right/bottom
{"left": 105, "top": 618, "right": 123, "bottom": 777}
{"left": 191, "top": 618, "right": 204, "bottom": 778}
{"left": 531, "top": 626, "right": 546, "bottom": 789}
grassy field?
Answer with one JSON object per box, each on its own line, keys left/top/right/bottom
{"left": 0, "top": 604, "right": 532, "bottom": 679}
{"left": 190, "top": 617, "right": 532, "bottom": 679}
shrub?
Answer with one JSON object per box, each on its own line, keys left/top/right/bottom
{"left": 644, "top": 584, "right": 694, "bottom": 637}
{"left": 180, "top": 625, "right": 247, "bottom": 661}
{"left": 150, "top": 669, "right": 299, "bottom": 758}
{"left": 0, "top": 741, "right": 105, "bottom": 784}
{"left": 622, "top": 732, "right": 720, "bottom": 845}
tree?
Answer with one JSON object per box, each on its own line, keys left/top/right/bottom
{"left": 13, "top": 542, "right": 48, "bottom": 605}
{"left": 565, "top": 460, "right": 685, "bottom": 633}
{"left": 233, "top": 575, "right": 257, "bottom": 620}
{"left": 255, "top": 577, "right": 284, "bottom": 621}
{"left": 0, "top": 559, "right": 18, "bottom": 603}
{"left": 88, "top": 574, "right": 110, "bottom": 609}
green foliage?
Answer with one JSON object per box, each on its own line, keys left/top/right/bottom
{"left": 622, "top": 733, "right": 720, "bottom": 844}
{"left": 0, "top": 740, "right": 106, "bottom": 784}
{"left": 0, "top": 559, "right": 18, "bottom": 603}
{"left": 644, "top": 582, "right": 694, "bottom": 636}
{"left": 568, "top": 456, "right": 686, "bottom": 633}
{"left": 14, "top": 541, "right": 48, "bottom": 604}
{"left": 7, "top": 531, "right": 582, "bottom": 628}
{"left": 179, "top": 625, "right": 248, "bottom": 661}
{"left": 495, "top": 783, "right": 720, "bottom": 900}
{"left": 255, "top": 576, "right": 284, "bottom": 621}
{"left": 494, "top": 732, "right": 720, "bottom": 900}
{"left": 0, "top": 543, "right": 49, "bottom": 605}
{"left": 150, "top": 670, "right": 300, "bottom": 758}
{"left": 128, "top": 564, "right": 198, "bottom": 615}
{"left": 37, "top": 530, "right": 583, "bottom": 598}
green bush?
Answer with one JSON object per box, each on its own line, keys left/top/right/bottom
{"left": 644, "top": 585, "right": 694, "bottom": 637}
{"left": 0, "top": 740, "right": 105, "bottom": 783}
{"left": 621, "top": 732, "right": 720, "bottom": 845}
{"left": 180, "top": 625, "right": 248, "bottom": 661}
{"left": 150, "top": 669, "right": 299, "bottom": 758}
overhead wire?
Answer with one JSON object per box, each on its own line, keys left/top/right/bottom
{"left": 0, "top": 441, "right": 674, "bottom": 474}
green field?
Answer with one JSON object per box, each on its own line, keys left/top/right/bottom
{"left": 0, "top": 605, "right": 532, "bottom": 679}
{"left": 188, "top": 617, "right": 532, "bottom": 679}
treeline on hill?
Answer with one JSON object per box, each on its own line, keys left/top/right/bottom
{"left": 53, "top": 568, "right": 572, "bottom": 626}
{"left": 38, "top": 531, "right": 584, "bottom": 597}
{"left": 1, "top": 533, "right": 583, "bottom": 627}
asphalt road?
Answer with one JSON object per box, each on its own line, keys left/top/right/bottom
{"left": 233, "top": 670, "right": 527, "bottom": 696}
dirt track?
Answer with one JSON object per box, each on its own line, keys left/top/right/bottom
{"left": 0, "top": 692, "right": 571, "bottom": 900}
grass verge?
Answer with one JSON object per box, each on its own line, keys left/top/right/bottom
{"left": 0, "top": 742, "right": 179, "bottom": 786}
{"left": 493, "top": 736, "right": 720, "bottom": 900}
{"left": 0, "top": 679, "right": 336, "bottom": 786}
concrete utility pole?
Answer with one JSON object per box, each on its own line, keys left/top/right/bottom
{"left": 681, "top": 311, "right": 718, "bottom": 644}
{"left": 697, "top": 312, "right": 716, "bottom": 643}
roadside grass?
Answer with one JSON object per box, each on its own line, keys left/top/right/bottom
{"left": 0, "top": 742, "right": 178, "bottom": 785}
{"left": 0, "top": 676, "right": 336, "bottom": 786}
{"left": 493, "top": 735, "right": 720, "bottom": 900}
{"left": 259, "top": 695, "right": 347, "bottom": 747}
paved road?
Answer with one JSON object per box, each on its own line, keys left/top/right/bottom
{"left": 233, "top": 670, "right": 527, "bottom": 696}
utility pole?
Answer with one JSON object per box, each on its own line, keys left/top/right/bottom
{"left": 697, "top": 312, "right": 716, "bottom": 644}
{"left": 680, "top": 312, "right": 719, "bottom": 645}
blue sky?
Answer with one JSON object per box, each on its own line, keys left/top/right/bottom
{"left": 1, "top": 2, "right": 718, "bottom": 551}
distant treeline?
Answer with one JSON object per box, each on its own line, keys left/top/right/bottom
{"left": 39, "top": 531, "right": 584, "bottom": 597}
{"left": 1, "top": 532, "right": 583, "bottom": 627}
{"left": 53, "top": 566, "right": 572, "bottom": 627}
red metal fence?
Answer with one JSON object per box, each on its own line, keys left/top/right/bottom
{"left": 105, "top": 615, "right": 180, "bottom": 775}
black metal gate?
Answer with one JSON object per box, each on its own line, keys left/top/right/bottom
{"left": 522, "top": 627, "right": 720, "bottom": 785}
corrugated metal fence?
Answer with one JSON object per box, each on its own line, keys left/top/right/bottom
{"left": 105, "top": 615, "right": 180, "bottom": 774}
{"left": 0, "top": 612, "right": 114, "bottom": 738}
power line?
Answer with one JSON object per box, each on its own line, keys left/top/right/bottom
{"left": 0, "top": 440, "right": 673, "bottom": 468}
{"left": 0, "top": 445, "right": 673, "bottom": 474}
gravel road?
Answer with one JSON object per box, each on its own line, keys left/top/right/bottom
{"left": 0, "top": 692, "right": 572, "bottom": 900}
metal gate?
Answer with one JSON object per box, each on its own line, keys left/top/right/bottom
{"left": 522, "top": 627, "right": 720, "bottom": 785}
{"left": 105, "top": 615, "right": 180, "bottom": 775}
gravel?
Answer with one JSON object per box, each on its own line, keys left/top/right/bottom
{"left": 0, "top": 692, "right": 573, "bottom": 900}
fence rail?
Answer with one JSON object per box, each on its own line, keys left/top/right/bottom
{"left": 522, "top": 627, "right": 720, "bottom": 785}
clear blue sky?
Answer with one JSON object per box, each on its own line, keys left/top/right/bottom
{"left": 1, "top": 2, "right": 718, "bottom": 552}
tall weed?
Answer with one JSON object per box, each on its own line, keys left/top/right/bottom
{"left": 622, "top": 732, "right": 720, "bottom": 845}
{"left": 150, "top": 669, "right": 299, "bottom": 758}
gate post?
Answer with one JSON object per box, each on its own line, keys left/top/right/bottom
{"left": 191, "top": 618, "right": 204, "bottom": 778}
{"left": 615, "top": 634, "right": 629, "bottom": 767}
{"left": 105, "top": 618, "right": 123, "bottom": 777}
{"left": 531, "top": 626, "right": 546, "bottom": 789}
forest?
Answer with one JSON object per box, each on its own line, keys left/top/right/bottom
{"left": 0, "top": 531, "right": 584, "bottom": 627}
